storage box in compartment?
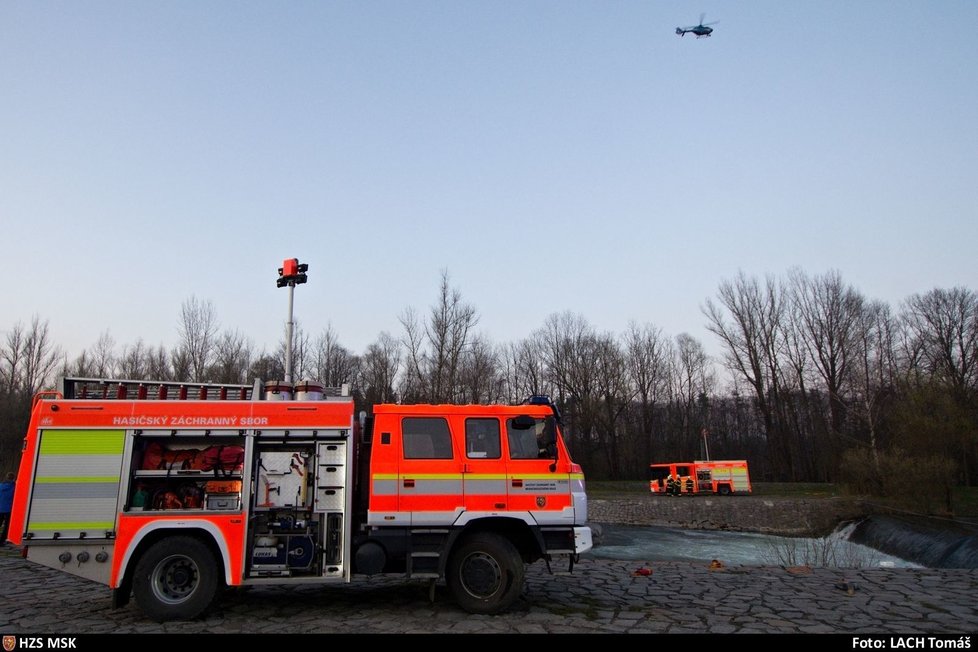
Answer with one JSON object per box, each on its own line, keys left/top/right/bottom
{"left": 205, "top": 493, "right": 241, "bottom": 510}
{"left": 317, "top": 442, "right": 346, "bottom": 466}
{"left": 205, "top": 480, "right": 242, "bottom": 494}
{"left": 315, "top": 486, "right": 346, "bottom": 511}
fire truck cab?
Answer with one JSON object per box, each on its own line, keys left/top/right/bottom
{"left": 7, "top": 377, "right": 591, "bottom": 621}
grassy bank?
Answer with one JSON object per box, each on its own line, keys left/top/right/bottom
{"left": 586, "top": 481, "right": 978, "bottom": 518}
{"left": 586, "top": 480, "right": 841, "bottom": 498}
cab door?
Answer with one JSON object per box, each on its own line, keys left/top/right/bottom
{"left": 397, "top": 416, "right": 463, "bottom": 525}
{"left": 459, "top": 416, "right": 507, "bottom": 512}
{"left": 503, "top": 415, "right": 573, "bottom": 524}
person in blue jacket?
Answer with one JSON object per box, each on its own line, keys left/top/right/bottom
{"left": 0, "top": 473, "right": 15, "bottom": 543}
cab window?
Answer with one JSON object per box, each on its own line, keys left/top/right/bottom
{"left": 465, "top": 418, "right": 501, "bottom": 459}
{"left": 506, "top": 416, "right": 552, "bottom": 460}
{"left": 402, "top": 417, "right": 454, "bottom": 459}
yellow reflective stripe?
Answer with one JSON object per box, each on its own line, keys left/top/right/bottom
{"left": 35, "top": 476, "right": 119, "bottom": 484}
{"left": 374, "top": 473, "right": 506, "bottom": 481}
{"left": 375, "top": 474, "right": 507, "bottom": 480}
{"left": 28, "top": 521, "right": 114, "bottom": 531}
{"left": 373, "top": 473, "right": 467, "bottom": 480}
{"left": 39, "top": 430, "right": 125, "bottom": 455}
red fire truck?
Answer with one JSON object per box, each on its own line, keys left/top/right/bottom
{"left": 7, "top": 377, "right": 591, "bottom": 621}
{"left": 648, "top": 460, "right": 751, "bottom": 496}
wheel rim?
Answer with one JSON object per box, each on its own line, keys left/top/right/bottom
{"left": 151, "top": 553, "right": 200, "bottom": 605}
{"left": 459, "top": 551, "right": 503, "bottom": 599}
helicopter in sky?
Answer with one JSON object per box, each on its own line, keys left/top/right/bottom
{"left": 676, "top": 14, "right": 718, "bottom": 38}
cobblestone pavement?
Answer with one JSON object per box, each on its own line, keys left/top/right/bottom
{"left": 1, "top": 546, "right": 976, "bottom": 634}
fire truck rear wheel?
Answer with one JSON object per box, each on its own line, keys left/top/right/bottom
{"left": 447, "top": 533, "right": 524, "bottom": 614}
{"left": 133, "top": 536, "right": 220, "bottom": 622}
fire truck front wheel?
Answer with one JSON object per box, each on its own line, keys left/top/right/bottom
{"left": 447, "top": 533, "right": 524, "bottom": 614}
{"left": 132, "top": 536, "right": 220, "bottom": 622}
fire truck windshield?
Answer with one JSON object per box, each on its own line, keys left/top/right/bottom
{"left": 506, "top": 416, "right": 557, "bottom": 460}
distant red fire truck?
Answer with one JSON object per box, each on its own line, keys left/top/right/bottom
{"left": 648, "top": 460, "right": 751, "bottom": 496}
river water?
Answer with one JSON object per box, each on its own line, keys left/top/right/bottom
{"left": 587, "top": 522, "right": 920, "bottom": 568}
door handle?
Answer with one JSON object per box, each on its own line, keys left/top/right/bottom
{"left": 403, "top": 478, "right": 415, "bottom": 488}
{"left": 511, "top": 478, "right": 523, "bottom": 488}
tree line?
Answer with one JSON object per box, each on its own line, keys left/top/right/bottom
{"left": 2, "top": 269, "right": 976, "bottom": 509}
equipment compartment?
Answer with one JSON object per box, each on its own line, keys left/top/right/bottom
{"left": 127, "top": 434, "right": 245, "bottom": 513}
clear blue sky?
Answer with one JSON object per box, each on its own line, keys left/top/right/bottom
{"left": 2, "top": 1, "right": 976, "bottom": 359}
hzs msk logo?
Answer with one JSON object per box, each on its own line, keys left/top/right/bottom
{"left": 3, "top": 636, "right": 16, "bottom": 652}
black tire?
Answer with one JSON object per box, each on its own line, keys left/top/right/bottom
{"left": 447, "top": 533, "right": 524, "bottom": 614}
{"left": 718, "top": 485, "right": 731, "bottom": 496}
{"left": 132, "top": 536, "right": 220, "bottom": 622}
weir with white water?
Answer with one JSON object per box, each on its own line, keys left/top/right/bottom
{"left": 587, "top": 521, "right": 921, "bottom": 568}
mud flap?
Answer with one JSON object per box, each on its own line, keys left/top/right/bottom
{"left": 112, "top": 584, "right": 131, "bottom": 609}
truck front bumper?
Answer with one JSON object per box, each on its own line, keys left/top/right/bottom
{"left": 573, "top": 526, "right": 593, "bottom": 554}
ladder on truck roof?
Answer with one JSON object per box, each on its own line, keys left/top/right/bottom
{"left": 59, "top": 376, "right": 263, "bottom": 401}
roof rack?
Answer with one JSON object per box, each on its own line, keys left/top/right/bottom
{"left": 59, "top": 377, "right": 262, "bottom": 401}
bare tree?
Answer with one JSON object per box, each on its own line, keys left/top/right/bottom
{"left": 398, "top": 271, "right": 479, "bottom": 403}
{"left": 275, "top": 320, "right": 312, "bottom": 383}
{"left": 625, "top": 322, "right": 671, "bottom": 466}
{"left": 248, "top": 349, "right": 285, "bottom": 385}
{"left": 0, "top": 317, "right": 62, "bottom": 473}
{"left": 359, "top": 332, "right": 401, "bottom": 404}
{"left": 501, "top": 337, "right": 550, "bottom": 403}
{"left": 1, "top": 317, "right": 62, "bottom": 398}
{"left": 670, "top": 333, "right": 716, "bottom": 457}
{"left": 178, "top": 296, "right": 219, "bottom": 382}
{"left": 538, "top": 312, "right": 601, "bottom": 466}
{"left": 427, "top": 271, "right": 478, "bottom": 402}
{"left": 209, "top": 331, "right": 253, "bottom": 384}
{"left": 399, "top": 307, "right": 427, "bottom": 402}
{"left": 0, "top": 323, "right": 24, "bottom": 396}
{"left": 312, "top": 325, "right": 357, "bottom": 387}
{"left": 852, "top": 300, "right": 898, "bottom": 473}
{"left": 900, "top": 287, "right": 978, "bottom": 485}
{"left": 88, "top": 331, "right": 116, "bottom": 378}
{"left": 21, "top": 317, "right": 62, "bottom": 396}
{"left": 459, "top": 335, "right": 501, "bottom": 404}
{"left": 118, "top": 339, "right": 149, "bottom": 379}
{"left": 902, "top": 287, "right": 978, "bottom": 396}
{"left": 593, "top": 333, "right": 631, "bottom": 479}
{"left": 704, "top": 272, "right": 795, "bottom": 479}
{"left": 170, "top": 345, "right": 192, "bottom": 382}
{"left": 789, "top": 269, "right": 864, "bottom": 437}
{"left": 146, "top": 345, "right": 172, "bottom": 381}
